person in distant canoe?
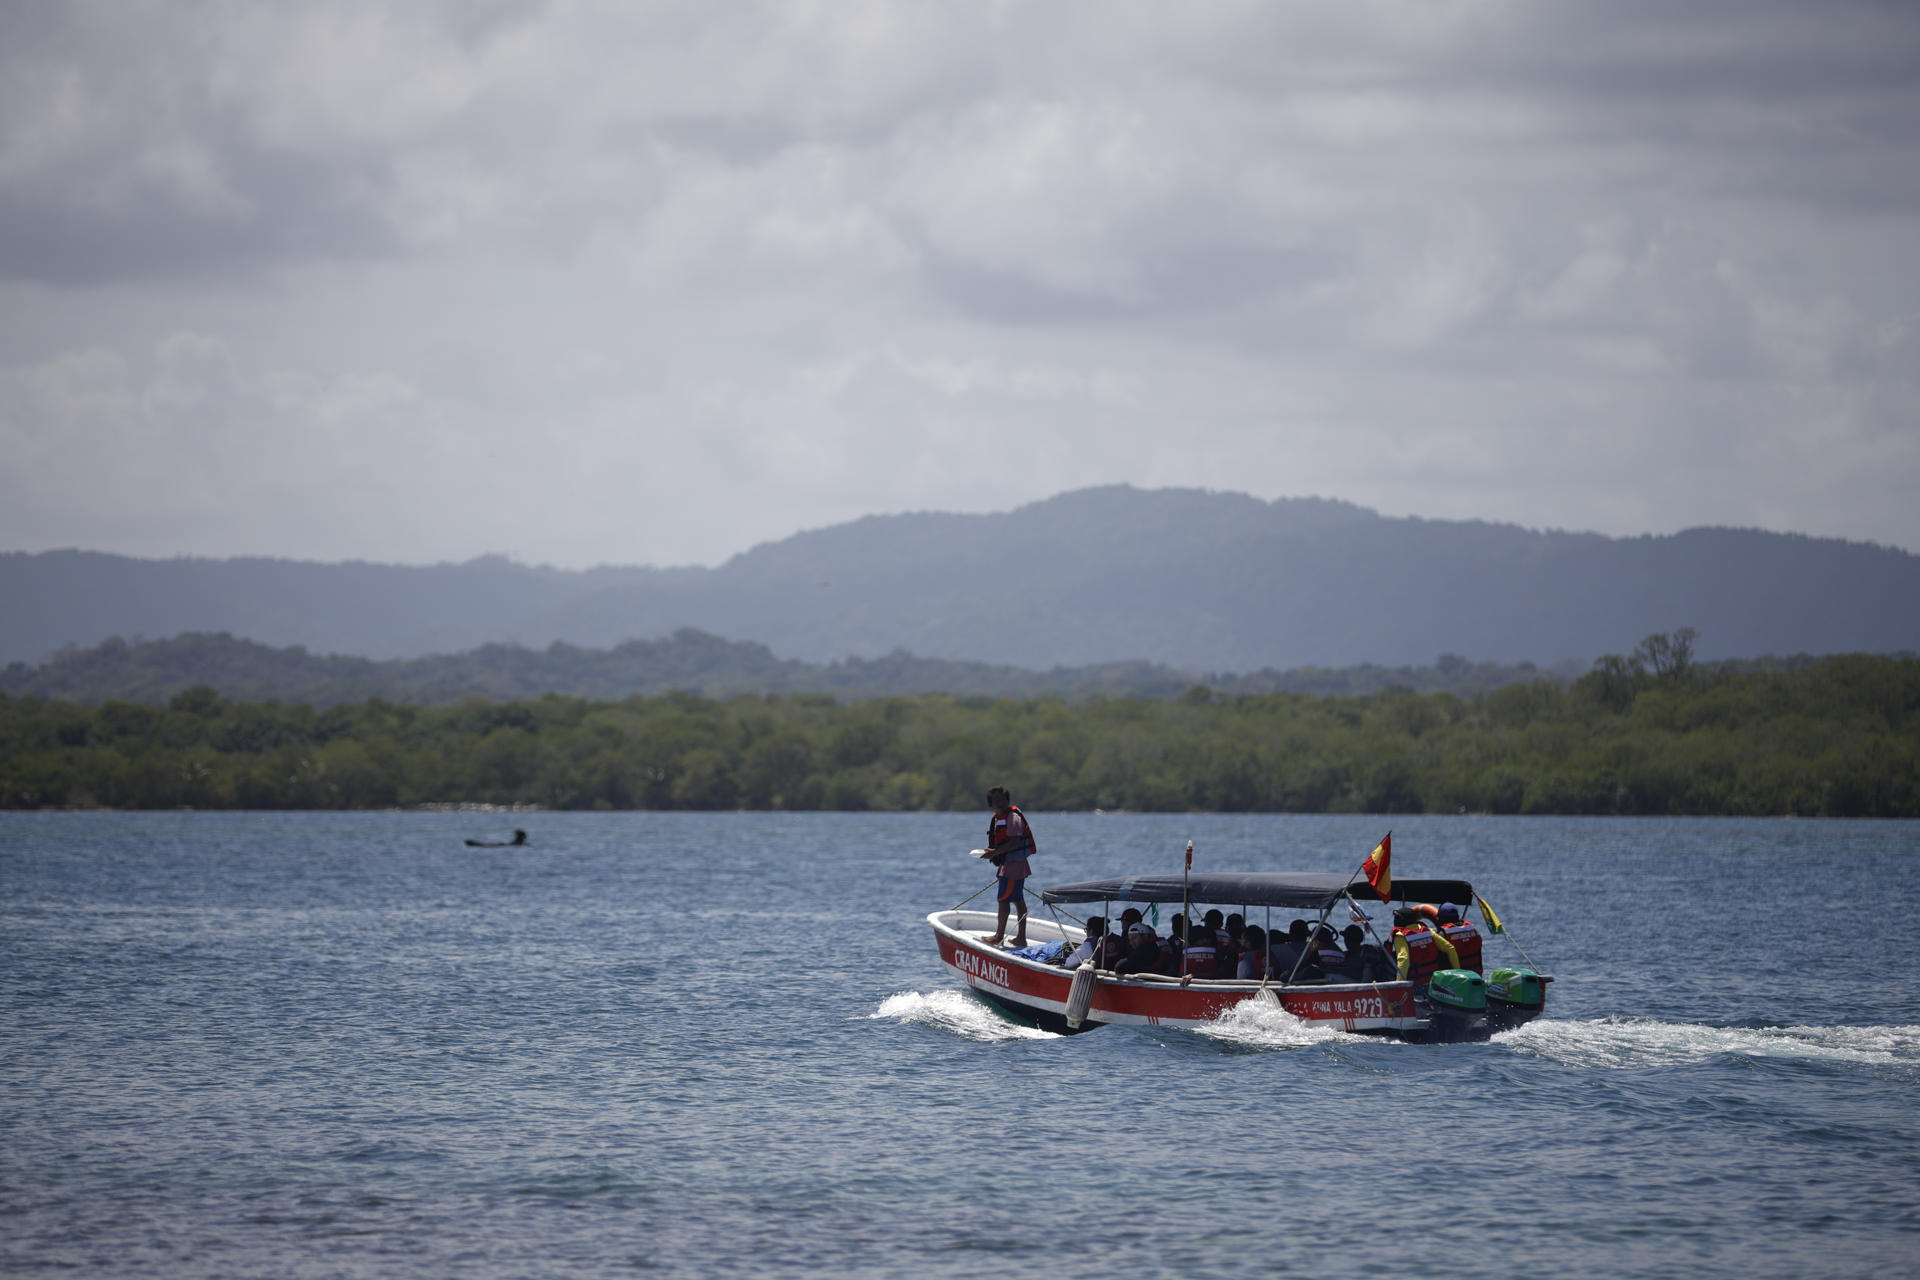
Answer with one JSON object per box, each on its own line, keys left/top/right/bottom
{"left": 465, "top": 827, "right": 529, "bottom": 848}
{"left": 979, "top": 785, "right": 1035, "bottom": 948}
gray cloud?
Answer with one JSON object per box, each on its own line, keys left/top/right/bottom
{"left": 1, "top": 0, "right": 1916, "bottom": 569}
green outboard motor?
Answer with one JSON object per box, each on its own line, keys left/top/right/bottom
{"left": 1424, "top": 968, "right": 1488, "bottom": 1042}
{"left": 1485, "top": 967, "right": 1549, "bottom": 1031}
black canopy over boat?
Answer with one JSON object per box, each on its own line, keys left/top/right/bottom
{"left": 1041, "top": 871, "right": 1475, "bottom": 911}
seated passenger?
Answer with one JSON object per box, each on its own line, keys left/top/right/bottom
{"left": 1160, "top": 915, "right": 1189, "bottom": 976}
{"left": 1312, "top": 926, "right": 1348, "bottom": 977}
{"left": 1181, "top": 923, "right": 1221, "bottom": 979}
{"left": 1059, "top": 916, "right": 1109, "bottom": 968}
{"left": 1340, "top": 924, "right": 1396, "bottom": 982}
{"left": 1235, "top": 925, "right": 1269, "bottom": 979}
{"left": 1276, "top": 920, "right": 1323, "bottom": 982}
{"left": 1203, "top": 909, "right": 1230, "bottom": 949}
{"left": 1115, "top": 923, "right": 1163, "bottom": 977}
{"left": 1221, "top": 912, "right": 1246, "bottom": 973}
{"left": 1266, "top": 930, "right": 1306, "bottom": 982}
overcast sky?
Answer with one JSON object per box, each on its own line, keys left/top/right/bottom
{"left": 3, "top": 0, "right": 1917, "bottom": 568}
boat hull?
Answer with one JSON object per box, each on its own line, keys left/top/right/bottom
{"left": 930, "top": 911, "right": 1430, "bottom": 1037}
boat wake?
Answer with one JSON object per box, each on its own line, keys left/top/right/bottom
{"left": 1191, "top": 995, "right": 1369, "bottom": 1051}
{"left": 1497, "top": 1017, "right": 1920, "bottom": 1070}
{"left": 869, "top": 990, "right": 1059, "bottom": 1042}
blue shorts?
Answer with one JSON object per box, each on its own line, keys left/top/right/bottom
{"left": 996, "top": 875, "right": 1027, "bottom": 906}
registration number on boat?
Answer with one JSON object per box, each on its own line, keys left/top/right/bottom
{"left": 1299, "top": 993, "right": 1389, "bottom": 1020}
{"left": 954, "top": 949, "right": 1010, "bottom": 987}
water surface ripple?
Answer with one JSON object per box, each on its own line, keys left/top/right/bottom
{"left": 3, "top": 812, "right": 1916, "bottom": 1278}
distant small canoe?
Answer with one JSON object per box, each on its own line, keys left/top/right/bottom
{"left": 465, "top": 828, "right": 528, "bottom": 848}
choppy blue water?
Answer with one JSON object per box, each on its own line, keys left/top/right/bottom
{"left": 2, "top": 811, "right": 1917, "bottom": 1278}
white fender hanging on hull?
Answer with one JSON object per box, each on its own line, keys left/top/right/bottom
{"left": 1064, "top": 962, "right": 1098, "bottom": 1028}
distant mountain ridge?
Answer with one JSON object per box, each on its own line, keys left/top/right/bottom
{"left": 5, "top": 486, "right": 1918, "bottom": 669}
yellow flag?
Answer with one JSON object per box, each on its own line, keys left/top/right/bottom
{"left": 1476, "top": 894, "right": 1505, "bottom": 935}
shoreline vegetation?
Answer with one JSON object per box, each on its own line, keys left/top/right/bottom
{"left": 3, "top": 629, "right": 1584, "bottom": 706}
{"left": 1, "top": 636, "right": 1914, "bottom": 817}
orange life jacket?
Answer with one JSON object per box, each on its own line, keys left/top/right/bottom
{"left": 1392, "top": 924, "right": 1443, "bottom": 985}
{"left": 1437, "top": 920, "right": 1483, "bottom": 974}
{"left": 986, "top": 804, "right": 1035, "bottom": 876}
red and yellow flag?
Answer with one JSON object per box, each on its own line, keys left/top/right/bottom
{"left": 1363, "top": 833, "right": 1391, "bottom": 899}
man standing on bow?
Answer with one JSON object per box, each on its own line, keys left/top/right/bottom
{"left": 980, "top": 785, "right": 1035, "bottom": 948}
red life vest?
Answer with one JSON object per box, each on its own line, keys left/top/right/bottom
{"left": 986, "top": 804, "right": 1035, "bottom": 877}
{"left": 1392, "top": 924, "right": 1443, "bottom": 985}
{"left": 1182, "top": 942, "right": 1219, "bottom": 977}
{"left": 1315, "top": 945, "right": 1348, "bottom": 973}
{"left": 1437, "top": 921, "right": 1483, "bottom": 973}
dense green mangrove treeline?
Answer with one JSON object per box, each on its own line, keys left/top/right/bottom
{"left": 1, "top": 644, "right": 1914, "bottom": 816}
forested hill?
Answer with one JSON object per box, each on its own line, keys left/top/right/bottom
{"left": 0, "top": 631, "right": 1572, "bottom": 708}
{"left": 7, "top": 486, "right": 1919, "bottom": 669}
{"left": 3, "top": 651, "right": 1913, "bottom": 816}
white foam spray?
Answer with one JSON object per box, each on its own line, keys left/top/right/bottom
{"left": 868, "top": 990, "right": 1059, "bottom": 1042}
{"left": 1191, "top": 995, "right": 1369, "bottom": 1050}
{"left": 1498, "top": 1018, "right": 1920, "bottom": 1069}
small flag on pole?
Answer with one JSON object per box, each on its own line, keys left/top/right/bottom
{"left": 1362, "top": 833, "right": 1391, "bottom": 899}
{"left": 1476, "top": 894, "right": 1505, "bottom": 935}
{"left": 1186, "top": 840, "right": 1193, "bottom": 871}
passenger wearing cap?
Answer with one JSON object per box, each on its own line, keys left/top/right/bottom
{"left": 1114, "top": 921, "right": 1164, "bottom": 977}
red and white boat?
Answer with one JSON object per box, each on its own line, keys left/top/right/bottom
{"left": 929, "top": 870, "right": 1546, "bottom": 1040}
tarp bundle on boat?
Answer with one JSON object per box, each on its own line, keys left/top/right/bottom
{"left": 1040, "top": 871, "right": 1474, "bottom": 910}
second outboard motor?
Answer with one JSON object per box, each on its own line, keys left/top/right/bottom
{"left": 1486, "top": 967, "right": 1550, "bottom": 1031}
